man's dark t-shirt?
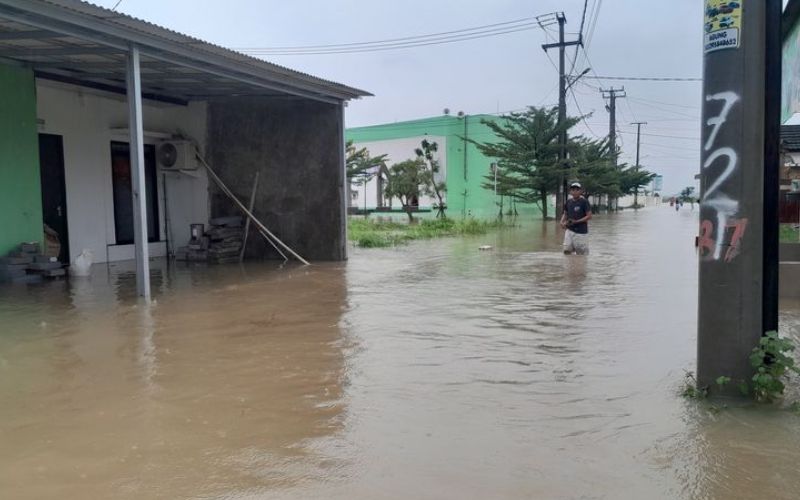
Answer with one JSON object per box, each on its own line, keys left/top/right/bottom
{"left": 565, "top": 197, "right": 591, "bottom": 234}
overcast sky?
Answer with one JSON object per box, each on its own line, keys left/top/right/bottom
{"left": 107, "top": 0, "right": 708, "bottom": 195}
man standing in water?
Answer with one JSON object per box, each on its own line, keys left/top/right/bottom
{"left": 560, "top": 182, "right": 592, "bottom": 255}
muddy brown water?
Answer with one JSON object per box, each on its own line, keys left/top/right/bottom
{"left": 1, "top": 208, "right": 799, "bottom": 499}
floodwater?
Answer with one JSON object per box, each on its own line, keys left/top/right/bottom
{"left": 1, "top": 208, "right": 799, "bottom": 500}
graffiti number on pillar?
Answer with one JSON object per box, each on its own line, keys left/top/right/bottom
{"left": 701, "top": 91, "right": 747, "bottom": 262}
{"left": 699, "top": 217, "right": 748, "bottom": 263}
{"left": 704, "top": 91, "right": 738, "bottom": 153}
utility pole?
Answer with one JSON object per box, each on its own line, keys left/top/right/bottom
{"left": 601, "top": 87, "right": 626, "bottom": 167}
{"left": 632, "top": 121, "right": 647, "bottom": 208}
{"left": 697, "top": 0, "right": 781, "bottom": 394}
{"left": 540, "top": 12, "right": 581, "bottom": 218}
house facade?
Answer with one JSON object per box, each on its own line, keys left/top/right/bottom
{"left": 0, "top": 0, "right": 368, "bottom": 296}
{"left": 346, "top": 114, "right": 549, "bottom": 220}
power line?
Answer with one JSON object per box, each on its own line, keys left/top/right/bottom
{"left": 584, "top": 0, "right": 602, "bottom": 52}
{"left": 111, "top": 0, "right": 123, "bottom": 10}
{"left": 569, "top": 87, "right": 601, "bottom": 139}
{"left": 569, "top": 0, "right": 589, "bottom": 75}
{"left": 625, "top": 99, "right": 700, "bottom": 119}
{"left": 627, "top": 96, "right": 700, "bottom": 110}
{"left": 246, "top": 26, "right": 539, "bottom": 55}
{"left": 239, "top": 18, "right": 539, "bottom": 55}
{"left": 617, "top": 130, "right": 700, "bottom": 141}
{"left": 240, "top": 16, "right": 536, "bottom": 50}
{"left": 586, "top": 76, "right": 702, "bottom": 82}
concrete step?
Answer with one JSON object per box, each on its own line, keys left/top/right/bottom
{"left": 780, "top": 262, "right": 800, "bottom": 299}
{"left": 1, "top": 255, "right": 34, "bottom": 265}
{"left": 780, "top": 243, "right": 800, "bottom": 262}
{"left": 27, "top": 262, "right": 63, "bottom": 271}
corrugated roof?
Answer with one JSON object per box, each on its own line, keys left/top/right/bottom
{"left": 782, "top": 125, "right": 800, "bottom": 151}
{"left": 0, "top": 0, "right": 371, "bottom": 102}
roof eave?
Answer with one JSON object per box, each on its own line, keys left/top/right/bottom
{"left": 0, "top": 0, "right": 371, "bottom": 103}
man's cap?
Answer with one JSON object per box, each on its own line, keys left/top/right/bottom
{"left": 569, "top": 182, "right": 582, "bottom": 189}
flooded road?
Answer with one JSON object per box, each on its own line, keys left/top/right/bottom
{"left": 1, "top": 207, "right": 799, "bottom": 499}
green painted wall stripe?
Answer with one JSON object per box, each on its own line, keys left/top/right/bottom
{"left": 0, "top": 65, "right": 43, "bottom": 256}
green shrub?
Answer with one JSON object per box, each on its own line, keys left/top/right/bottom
{"left": 747, "top": 331, "right": 800, "bottom": 402}
{"left": 348, "top": 216, "right": 512, "bottom": 248}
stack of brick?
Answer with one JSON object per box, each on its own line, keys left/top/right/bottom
{"left": 177, "top": 232, "right": 209, "bottom": 262}
{"left": 206, "top": 216, "right": 244, "bottom": 264}
{"left": 175, "top": 217, "right": 244, "bottom": 264}
{"left": 0, "top": 242, "right": 65, "bottom": 284}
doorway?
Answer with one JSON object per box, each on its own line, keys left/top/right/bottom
{"left": 110, "top": 141, "right": 160, "bottom": 245}
{"left": 38, "top": 133, "right": 70, "bottom": 263}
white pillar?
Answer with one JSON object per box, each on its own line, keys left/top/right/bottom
{"left": 126, "top": 44, "right": 151, "bottom": 299}
{"left": 338, "top": 101, "right": 348, "bottom": 260}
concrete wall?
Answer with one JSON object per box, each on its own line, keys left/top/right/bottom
{"left": 0, "top": 65, "right": 43, "bottom": 255}
{"left": 206, "top": 97, "right": 346, "bottom": 261}
{"left": 36, "top": 80, "right": 208, "bottom": 263}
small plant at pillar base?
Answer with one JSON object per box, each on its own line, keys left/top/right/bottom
{"left": 706, "top": 332, "right": 800, "bottom": 404}
{"left": 745, "top": 331, "right": 800, "bottom": 403}
{"left": 681, "top": 372, "right": 708, "bottom": 399}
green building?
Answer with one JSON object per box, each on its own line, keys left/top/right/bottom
{"left": 346, "top": 114, "right": 548, "bottom": 220}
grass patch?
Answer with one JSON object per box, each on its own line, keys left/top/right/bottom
{"left": 349, "top": 217, "right": 510, "bottom": 248}
{"left": 781, "top": 224, "right": 799, "bottom": 243}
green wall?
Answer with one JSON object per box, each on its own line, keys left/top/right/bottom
{"left": 347, "top": 115, "right": 548, "bottom": 219}
{"left": 0, "top": 65, "right": 42, "bottom": 255}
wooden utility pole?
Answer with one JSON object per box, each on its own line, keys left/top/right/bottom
{"left": 601, "top": 87, "right": 626, "bottom": 167}
{"left": 541, "top": 12, "right": 581, "bottom": 218}
{"left": 632, "top": 121, "right": 647, "bottom": 208}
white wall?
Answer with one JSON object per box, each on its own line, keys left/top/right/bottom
{"left": 36, "top": 80, "right": 209, "bottom": 263}
{"left": 618, "top": 194, "right": 662, "bottom": 208}
{"left": 350, "top": 136, "right": 447, "bottom": 210}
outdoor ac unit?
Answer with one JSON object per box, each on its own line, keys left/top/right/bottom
{"left": 156, "top": 141, "right": 198, "bottom": 171}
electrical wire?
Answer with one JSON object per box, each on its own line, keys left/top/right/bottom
{"left": 569, "top": 0, "right": 590, "bottom": 76}
{"left": 111, "top": 0, "right": 123, "bottom": 10}
{"left": 586, "top": 76, "right": 702, "bottom": 82}
{"left": 584, "top": 0, "right": 602, "bottom": 53}
{"left": 625, "top": 99, "right": 700, "bottom": 119}
{"left": 628, "top": 96, "right": 700, "bottom": 110}
{"left": 617, "top": 130, "right": 700, "bottom": 141}
{"left": 239, "top": 18, "right": 539, "bottom": 55}
{"left": 569, "top": 87, "right": 601, "bottom": 139}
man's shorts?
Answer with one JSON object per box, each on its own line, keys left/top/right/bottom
{"left": 563, "top": 229, "right": 589, "bottom": 255}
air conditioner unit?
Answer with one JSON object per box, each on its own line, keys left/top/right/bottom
{"left": 156, "top": 140, "right": 198, "bottom": 171}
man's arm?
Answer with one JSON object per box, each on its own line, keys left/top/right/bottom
{"left": 573, "top": 200, "right": 592, "bottom": 224}
{"left": 572, "top": 210, "right": 592, "bottom": 224}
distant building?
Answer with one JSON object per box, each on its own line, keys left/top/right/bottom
{"left": 782, "top": 0, "right": 800, "bottom": 223}
{"left": 779, "top": 126, "right": 800, "bottom": 223}
{"left": 346, "top": 114, "right": 550, "bottom": 219}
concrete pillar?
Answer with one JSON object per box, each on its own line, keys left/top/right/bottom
{"left": 697, "top": 1, "right": 780, "bottom": 391}
{"left": 126, "top": 44, "right": 151, "bottom": 299}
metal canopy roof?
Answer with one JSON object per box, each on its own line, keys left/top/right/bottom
{"left": 0, "top": 0, "right": 371, "bottom": 104}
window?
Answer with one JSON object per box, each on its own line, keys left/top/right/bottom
{"left": 110, "top": 142, "right": 160, "bottom": 244}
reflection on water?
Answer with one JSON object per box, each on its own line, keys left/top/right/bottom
{"left": 0, "top": 262, "right": 348, "bottom": 499}
{"left": 0, "top": 208, "right": 799, "bottom": 499}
